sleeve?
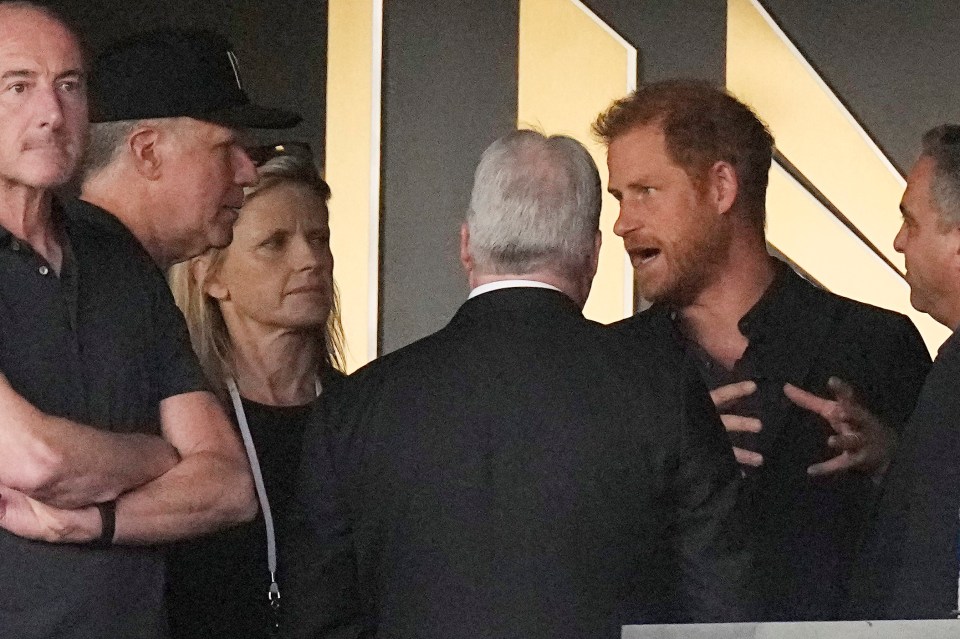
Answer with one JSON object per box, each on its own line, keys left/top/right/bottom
{"left": 868, "top": 313, "right": 932, "bottom": 434}
{"left": 283, "top": 381, "right": 374, "bottom": 638}
{"left": 667, "top": 363, "right": 758, "bottom": 623}
{"left": 149, "top": 265, "right": 209, "bottom": 400}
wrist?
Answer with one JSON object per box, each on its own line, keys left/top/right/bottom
{"left": 90, "top": 500, "right": 116, "bottom": 548}
{"left": 53, "top": 504, "right": 103, "bottom": 544}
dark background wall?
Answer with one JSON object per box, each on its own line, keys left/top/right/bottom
{"left": 44, "top": 0, "right": 960, "bottom": 354}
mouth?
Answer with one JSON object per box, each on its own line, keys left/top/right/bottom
{"left": 627, "top": 246, "right": 662, "bottom": 267}
{"left": 287, "top": 284, "right": 324, "bottom": 295}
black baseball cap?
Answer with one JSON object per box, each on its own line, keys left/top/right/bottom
{"left": 90, "top": 29, "right": 301, "bottom": 129}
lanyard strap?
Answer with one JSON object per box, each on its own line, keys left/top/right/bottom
{"left": 226, "top": 377, "right": 322, "bottom": 607}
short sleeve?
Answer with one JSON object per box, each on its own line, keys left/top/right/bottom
{"left": 148, "top": 266, "right": 209, "bottom": 400}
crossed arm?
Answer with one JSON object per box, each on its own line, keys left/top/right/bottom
{"left": 0, "top": 382, "right": 256, "bottom": 544}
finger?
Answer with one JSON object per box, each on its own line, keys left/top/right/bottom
{"left": 827, "top": 377, "right": 857, "bottom": 404}
{"left": 827, "top": 432, "right": 866, "bottom": 452}
{"left": 710, "top": 380, "right": 758, "bottom": 409}
{"left": 720, "top": 414, "right": 762, "bottom": 433}
{"left": 783, "top": 383, "right": 834, "bottom": 419}
{"left": 808, "top": 453, "right": 853, "bottom": 476}
{"left": 734, "top": 447, "right": 763, "bottom": 467}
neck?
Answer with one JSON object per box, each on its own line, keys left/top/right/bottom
{"left": 469, "top": 270, "right": 588, "bottom": 308}
{"left": 224, "top": 313, "right": 322, "bottom": 406}
{"left": 82, "top": 175, "right": 172, "bottom": 268}
{"left": 678, "top": 232, "right": 776, "bottom": 367}
{"left": 0, "top": 181, "right": 62, "bottom": 270}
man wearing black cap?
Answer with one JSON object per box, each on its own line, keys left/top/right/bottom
{"left": 0, "top": 13, "right": 295, "bottom": 639}
{"left": 79, "top": 28, "right": 301, "bottom": 267}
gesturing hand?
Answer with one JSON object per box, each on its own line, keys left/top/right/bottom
{"left": 783, "top": 377, "right": 893, "bottom": 478}
{"left": 710, "top": 380, "right": 763, "bottom": 467}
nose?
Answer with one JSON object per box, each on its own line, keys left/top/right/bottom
{"left": 291, "top": 234, "right": 325, "bottom": 271}
{"left": 893, "top": 222, "right": 907, "bottom": 254}
{"left": 37, "top": 85, "right": 66, "bottom": 130}
{"left": 234, "top": 147, "right": 259, "bottom": 187}
{"left": 612, "top": 201, "right": 636, "bottom": 239}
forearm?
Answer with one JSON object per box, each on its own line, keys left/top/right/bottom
{"left": 111, "top": 450, "right": 256, "bottom": 543}
{"left": 0, "top": 393, "right": 179, "bottom": 508}
{"left": 0, "top": 392, "right": 257, "bottom": 546}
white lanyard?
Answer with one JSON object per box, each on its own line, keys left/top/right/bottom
{"left": 226, "top": 377, "right": 321, "bottom": 609}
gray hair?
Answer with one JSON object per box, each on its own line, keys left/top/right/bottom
{"left": 467, "top": 129, "right": 601, "bottom": 277}
{"left": 81, "top": 120, "right": 141, "bottom": 181}
{"left": 921, "top": 125, "right": 960, "bottom": 227}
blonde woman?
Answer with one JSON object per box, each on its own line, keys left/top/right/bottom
{"left": 166, "top": 146, "right": 345, "bottom": 639}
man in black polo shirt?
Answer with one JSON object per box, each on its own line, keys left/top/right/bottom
{"left": 846, "top": 125, "right": 960, "bottom": 619}
{"left": 0, "top": 7, "right": 293, "bottom": 638}
{"left": 594, "top": 80, "right": 931, "bottom": 621}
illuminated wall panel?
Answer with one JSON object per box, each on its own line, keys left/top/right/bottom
{"left": 728, "top": 0, "right": 906, "bottom": 273}
{"left": 767, "top": 166, "right": 951, "bottom": 350}
{"left": 518, "top": 0, "right": 636, "bottom": 323}
{"left": 727, "top": 0, "right": 946, "bottom": 353}
{"left": 326, "top": 0, "right": 382, "bottom": 372}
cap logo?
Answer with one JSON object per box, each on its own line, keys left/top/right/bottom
{"left": 226, "top": 50, "right": 243, "bottom": 90}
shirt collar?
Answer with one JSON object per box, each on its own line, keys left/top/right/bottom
{"left": 665, "top": 259, "right": 808, "bottom": 340}
{"left": 468, "top": 279, "right": 563, "bottom": 299}
{"left": 735, "top": 259, "right": 805, "bottom": 338}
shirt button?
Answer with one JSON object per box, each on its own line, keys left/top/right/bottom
{"left": 38, "top": 265, "right": 49, "bottom": 276}
{"left": 10, "top": 239, "right": 19, "bottom": 251}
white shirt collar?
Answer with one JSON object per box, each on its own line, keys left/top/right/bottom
{"left": 468, "top": 279, "right": 563, "bottom": 300}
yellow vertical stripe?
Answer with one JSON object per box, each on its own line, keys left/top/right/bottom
{"left": 326, "top": 0, "right": 382, "bottom": 371}
{"left": 518, "top": 0, "right": 636, "bottom": 322}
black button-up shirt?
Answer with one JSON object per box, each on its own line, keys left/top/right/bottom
{"left": 0, "top": 199, "right": 206, "bottom": 639}
{"left": 614, "top": 260, "right": 931, "bottom": 621}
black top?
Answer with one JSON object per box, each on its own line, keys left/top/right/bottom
{"left": 166, "top": 368, "right": 345, "bottom": 639}
{"left": 613, "top": 262, "right": 932, "bottom": 621}
{"left": 0, "top": 199, "right": 207, "bottom": 639}
{"left": 288, "top": 287, "right": 753, "bottom": 638}
{"left": 847, "top": 329, "right": 960, "bottom": 619}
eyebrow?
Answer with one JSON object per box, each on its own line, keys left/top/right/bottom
{"left": 1, "top": 69, "right": 37, "bottom": 80}
{"left": 1, "top": 68, "right": 85, "bottom": 81}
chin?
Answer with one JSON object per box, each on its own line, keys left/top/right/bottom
{"left": 20, "top": 166, "right": 76, "bottom": 189}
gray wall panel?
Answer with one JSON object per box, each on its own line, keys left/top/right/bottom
{"left": 583, "top": 0, "right": 726, "bottom": 84}
{"left": 379, "top": 0, "right": 519, "bottom": 354}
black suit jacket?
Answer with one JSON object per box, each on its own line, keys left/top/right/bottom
{"left": 846, "top": 329, "right": 960, "bottom": 619}
{"left": 613, "top": 266, "right": 932, "bottom": 621}
{"left": 289, "top": 287, "right": 753, "bottom": 638}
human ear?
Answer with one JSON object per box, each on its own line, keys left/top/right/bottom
{"left": 194, "top": 255, "right": 229, "bottom": 301}
{"left": 127, "top": 126, "right": 163, "bottom": 180}
{"left": 709, "top": 161, "right": 739, "bottom": 215}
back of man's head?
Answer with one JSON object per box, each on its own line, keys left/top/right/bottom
{"left": 593, "top": 80, "right": 773, "bottom": 232}
{"left": 467, "top": 129, "right": 601, "bottom": 280}
{"left": 920, "top": 124, "right": 960, "bottom": 228}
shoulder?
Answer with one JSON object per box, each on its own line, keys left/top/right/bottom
{"left": 63, "top": 199, "right": 160, "bottom": 276}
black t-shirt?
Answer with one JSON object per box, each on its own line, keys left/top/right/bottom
{"left": 165, "top": 394, "right": 319, "bottom": 639}
{"left": 0, "top": 199, "right": 207, "bottom": 639}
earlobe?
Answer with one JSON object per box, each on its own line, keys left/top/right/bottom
{"left": 128, "top": 127, "right": 163, "bottom": 180}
